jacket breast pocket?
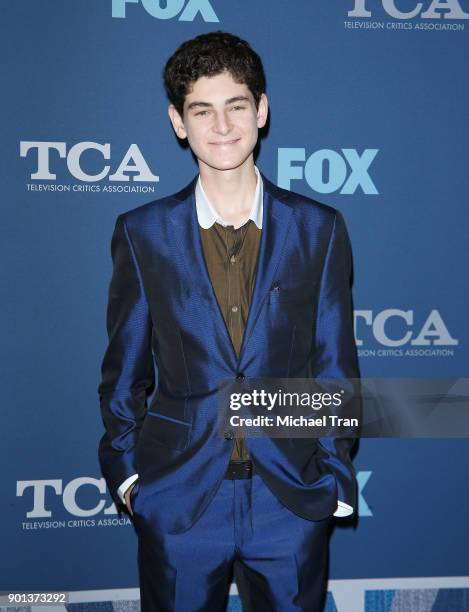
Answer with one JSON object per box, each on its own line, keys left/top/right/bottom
{"left": 269, "top": 285, "right": 314, "bottom": 305}
{"left": 142, "top": 411, "right": 192, "bottom": 452}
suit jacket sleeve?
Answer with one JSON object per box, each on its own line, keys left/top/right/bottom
{"left": 97, "top": 214, "right": 155, "bottom": 508}
{"left": 312, "top": 209, "right": 360, "bottom": 511}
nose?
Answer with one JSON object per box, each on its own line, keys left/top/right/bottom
{"left": 213, "top": 111, "right": 231, "bottom": 135}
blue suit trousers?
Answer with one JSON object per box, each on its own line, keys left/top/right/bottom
{"left": 132, "top": 473, "right": 331, "bottom": 611}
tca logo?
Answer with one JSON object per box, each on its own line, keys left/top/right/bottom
{"left": 17, "top": 477, "right": 118, "bottom": 518}
{"left": 354, "top": 309, "right": 458, "bottom": 347}
{"left": 349, "top": 0, "right": 469, "bottom": 19}
{"left": 112, "top": 0, "right": 219, "bottom": 21}
{"left": 278, "top": 148, "right": 378, "bottom": 195}
{"left": 20, "top": 141, "right": 158, "bottom": 183}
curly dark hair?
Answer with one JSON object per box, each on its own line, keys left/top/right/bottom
{"left": 163, "top": 31, "right": 266, "bottom": 117}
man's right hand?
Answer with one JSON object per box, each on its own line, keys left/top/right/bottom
{"left": 124, "top": 482, "right": 137, "bottom": 516}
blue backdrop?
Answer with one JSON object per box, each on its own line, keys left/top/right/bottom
{"left": 2, "top": 1, "right": 468, "bottom": 610}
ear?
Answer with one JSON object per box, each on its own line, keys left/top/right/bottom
{"left": 168, "top": 104, "right": 187, "bottom": 140}
{"left": 256, "top": 93, "right": 268, "bottom": 129}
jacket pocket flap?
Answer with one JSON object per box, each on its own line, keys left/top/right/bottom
{"left": 143, "top": 411, "right": 192, "bottom": 451}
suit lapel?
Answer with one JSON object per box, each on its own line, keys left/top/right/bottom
{"left": 169, "top": 178, "right": 238, "bottom": 365}
{"left": 169, "top": 171, "right": 295, "bottom": 368}
{"left": 238, "top": 174, "right": 294, "bottom": 364}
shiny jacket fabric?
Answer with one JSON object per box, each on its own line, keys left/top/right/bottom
{"left": 98, "top": 172, "right": 360, "bottom": 534}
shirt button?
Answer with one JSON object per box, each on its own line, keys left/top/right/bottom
{"left": 224, "top": 430, "right": 234, "bottom": 440}
{"left": 230, "top": 254, "right": 236, "bottom": 264}
{"left": 231, "top": 305, "right": 238, "bottom": 313}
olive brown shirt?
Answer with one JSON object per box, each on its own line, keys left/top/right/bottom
{"left": 199, "top": 220, "right": 261, "bottom": 460}
{"left": 196, "top": 167, "right": 263, "bottom": 461}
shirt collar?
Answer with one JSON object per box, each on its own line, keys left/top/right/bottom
{"left": 195, "top": 165, "right": 263, "bottom": 230}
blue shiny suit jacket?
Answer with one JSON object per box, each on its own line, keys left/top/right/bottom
{"left": 98, "top": 171, "right": 359, "bottom": 534}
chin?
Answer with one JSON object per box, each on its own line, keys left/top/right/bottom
{"left": 218, "top": 162, "right": 247, "bottom": 172}
{"left": 205, "top": 152, "right": 253, "bottom": 171}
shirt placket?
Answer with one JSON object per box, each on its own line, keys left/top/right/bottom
{"left": 224, "top": 223, "right": 249, "bottom": 461}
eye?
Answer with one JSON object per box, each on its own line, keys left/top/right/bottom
{"left": 195, "top": 110, "right": 209, "bottom": 117}
{"left": 231, "top": 105, "right": 245, "bottom": 111}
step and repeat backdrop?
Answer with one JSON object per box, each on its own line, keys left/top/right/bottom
{"left": 2, "top": 1, "right": 468, "bottom": 611}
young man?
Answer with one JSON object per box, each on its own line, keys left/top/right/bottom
{"left": 98, "top": 31, "right": 359, "bottom": 611}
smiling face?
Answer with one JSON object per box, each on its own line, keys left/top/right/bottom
{"left": 168, "top": 70, "right": 268, "bottom": 173}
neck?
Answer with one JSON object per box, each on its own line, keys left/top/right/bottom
{"left": 198, "top": 158, "right": 258, "bottom": 228}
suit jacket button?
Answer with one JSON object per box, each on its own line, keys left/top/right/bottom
{"left": 236, "top": 373, "right": 245, "bottom": 382}
{"left": 224, "top": 430, "right": 234, "bottom": 440}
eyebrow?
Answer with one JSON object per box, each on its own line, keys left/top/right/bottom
{"left": 186, "top": 95, "right": 250, "bottom": 111}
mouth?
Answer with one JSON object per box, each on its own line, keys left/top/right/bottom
{"left": 209, "top": 138, "right": 241, "bottom": 146}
